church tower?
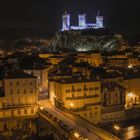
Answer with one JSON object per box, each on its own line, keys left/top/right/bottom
{"left": 62, "top": 11, "right": 70, "bottom": 31}
{"left": 96, "top": 11, "right": 103, "bottom": 28}
{"left": 78, "top": 13, "right": 86, "bottom": 27}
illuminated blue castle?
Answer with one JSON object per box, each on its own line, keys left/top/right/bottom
{"left": 62, "top": 11, "right": 104, "bottom": 31}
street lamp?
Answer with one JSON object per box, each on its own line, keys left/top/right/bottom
{"left": 70, "top": 103, "right": 74, "bottom": 109}
{"left": 128, "top": 64, "right": 133, "bottom": 69}
{"left": 114, "top": 125, "right": 120, "bottom": 138}
{"left": 40, "top": 106, "right": 44, "bottom": 110}
{"left": 74, "top": 132, "right": 80, "bottom": 138}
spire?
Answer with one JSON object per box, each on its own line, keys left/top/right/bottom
{"left": 97, "top": 10, "right": 102, "bottom": 16}
{"left": 65, "top": 11, "right": 67, "bottom": 15}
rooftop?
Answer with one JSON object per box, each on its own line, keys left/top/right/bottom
{"left": 4, "top": 71, "right": 36, "bottom": 79}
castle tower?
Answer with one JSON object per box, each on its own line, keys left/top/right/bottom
{"left": 96, "top": 11, "right": 103, "bottom": 28}
{"left": 62, "top": 11, "right": 70, "bottom": 31}
{"left": 78, "top": 13, "right": 86, "bottom": 27}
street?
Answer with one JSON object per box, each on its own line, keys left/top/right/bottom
{"left": 38, "top": 99, "right": 118, "bottom": 140}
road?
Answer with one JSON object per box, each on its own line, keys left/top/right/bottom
{"left": 38, "top": 99, "right": 119, "bottom": 140}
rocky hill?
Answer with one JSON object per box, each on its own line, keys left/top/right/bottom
{"left": 50, "top": 28, "right": 124, "bottom": 52}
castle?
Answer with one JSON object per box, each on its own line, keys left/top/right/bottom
{"left": 62, "top": 11, "right": 104, "bottom": 31}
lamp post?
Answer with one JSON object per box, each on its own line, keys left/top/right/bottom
{"left": 70, "top": 103, "right": 74, "bottom": 110}
{"left": 114, "top": 125, "right": 120, "bottom": 139}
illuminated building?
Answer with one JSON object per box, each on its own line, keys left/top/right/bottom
{"left": 122, "top": 72, "right": 140, "bottom": 107}
{"left": 78, "top": 13, "right": 86, "bottom": 27}
{"left": 96, "top": 11, "right": 103, "bottom": 28}
{"left": 24, "top": 66, "right": 49, "bottom": 93}
{"left": 101, "top": 82, "right": 126, "bottom": 123}
{"left": 49, "top": 77, "right": 101, "bottom": 124}
{"left": 62, "top": 11, "right": 104, "bottom": 31}
{"left": 62, "top": 12, "right": 70, "bottom": 31}
{"left": 0, "top": 72, "right": 38, "bottom": 119}
{"left": 76, "top": 51, "right": 103, "bottom": 67}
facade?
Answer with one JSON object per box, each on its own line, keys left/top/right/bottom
{"left": 122, "top": 73, "right": 140, "bottom": 107}
{"left": 24, "top": 67, "right": 49, "bottom": 93}
{"left": 76, "top": 52, "right": 103, "bottom": 67}
{"left": 101, "top": 82, "right": 126, "bottom": 123}
{"left": 49, "top": 77, "right": 101, "bottom": 124}
{"left": 0, "top": 72, "right": 38, "bottom": 119}
{"left": 62, "top": 11, "right": 104, "bottom": 31}
{"left": 62, "top": 12, "right": 70, "bottom": 31}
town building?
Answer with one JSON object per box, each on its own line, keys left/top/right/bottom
{"left": 101, "top": 82, "right": 126, "bottom": 123}
{"left": 76, "top": 51, "right": 103, "bottom": 67}
{"left": 24, "top": 66, "right": 49, "bottom": 93}
{"left": 0, "top": 72, "right": 38, "bottom": 119}
{"left": 49, "top": 77, "right": 101, "bottom": 124}
{"left": 62, "top": 11, "right": 104, "bottom": 31}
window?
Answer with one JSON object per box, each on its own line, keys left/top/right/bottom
{"left": 89, "top": 87, "right": 93, "bottom": 91}
{"left": 2, "top": 111, "right": 5, "bottom": 117}
{"left": 72, "top": 94, "right": 74, "bottom": 98}
{"left": 17, "top": 81, "right": 19, "bottom": 85}
{"left": 2, "top": 102, "right": 5, "bottom": 108}
{"left": 65, "top": 89, "right": 70, "bottom": 93}
{"left": 17, "top": 89, "right": 20, "bottom": 94}
{"left": 94, "top": 87, "right": 99, "bottom": 90}
{"left": 10, "top": 89, "right": 13, "bottom": 94}
{"left": 31, "top": 108, "right": 34, "bottom": 114}
{"left": 24, "top": 89, "right": 26, "bottom": 94}
{"left": 77, "top": 88, "right": 81, "bottom": 92}
{"left": 18, "top": 110, "right": 21, "bottom": 115}
{"left": 30, "top": 81, "right": 33, "bottom": 85}
{"left": 10, "top": 82, "right": 12, "bottom": 86}
{"left": 72, "top": 86, "right": 74, "bottom": 89}
{"left": 95, "top": 112, "right": 98, "bottom": 115}
{"left": 11, "top": 110, "right": 14, "bottom": 116}
{"left": 30, "top": 89, "right": 33, "bottom": 93}
{"left": 83, "top": 85, "right": 88, "bottom": 91}
{"left": 71, "top": 89, "right": 76, "bottom": 92}
{"left": 24, "top": 109, "right": 27, "bottom": 114}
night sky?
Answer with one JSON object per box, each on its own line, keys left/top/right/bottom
{"left": 0, "top": 0, "right": 140, "bottom": 39}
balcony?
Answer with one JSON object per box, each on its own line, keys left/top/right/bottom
{"left": 66, "top": 94, "right": 99, "bottom": 100}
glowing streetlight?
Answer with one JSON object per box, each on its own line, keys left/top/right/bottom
{"left": 70, "top": 103, "right": 74, "bottom": 107}
{"left": 74, "top": 132, "right": 80, "bottom": 138}
{"left": 40, "top": 106, "right": 44, "bottom": 110}
{"left": 128, "top": 64, "right": 133, "bottom": 69}
{"left": 114, "top": 125, "right": 120, "bottom": 138}
{"left": 70, "top": 103, "right": 74, "bottom": 110}
{"left": 114, "top": 125, "right": 120, "bottom": 130}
